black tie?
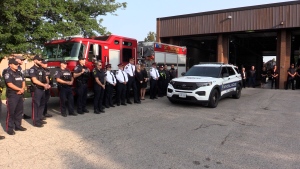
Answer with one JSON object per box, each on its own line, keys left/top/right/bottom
{"left": 111, "top": 72, "right": 114, "bottom": 83}
{"left": 131, "top": 65, "right": 134, "bottom": 76}
{"left": 121, "top": 71, "right": 125, "bottom": 81}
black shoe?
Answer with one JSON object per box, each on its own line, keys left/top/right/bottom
{"left": 134, "top": 101, "right": 141, "bottom": 104}
{"left": 0, "top": 135, "right": 5, "bottom": 140}
{"left": 121, "top": 103, "right": 127, "bottom": 106}
{"left": 41, "top": 116, "right": 46, "bottom": 120}
{"left": 39, "top": 120, "right": 47, "bottom": 124}
{"left": 117, "top": 103, "right": 120, "bottom": 106}
{"left": 62, "top": 114, "right": 67, "bottom": 117}
{"left": 109, "top": 105, "right": 115, "bottom": 107}
{"left": 23, "top": 114, "right": 31, "bottom": 119}
{"left": 104, "top": 105, "right": 110, "bottom": 108}
{"left": 83, "top": 109, "right": 89, "bottom": 113}
{"left": 94, "top": 110, "right": 100, "bottom": 114}
{"left": 7, "top": 130, "right": 15, "bottom": 135}
{"left": 34, "top": 123, "right": 44, "bottom": 127}
{"left": 78, "top": 111, "right": 85, "bottom": 114}
{"left": 15, "top": 126, "right": 27, "bottom": 131}
{"left": 127, "top": 101, "right": 132, "bottom": 104}
{"left": 154, "top": 97, "right": 158, "bottom": 99}
{"left": 44, "top": 114, "right": 53, "bottom": 117}
{"left": 99, "top": 109, "right": 105, "bottom": 113}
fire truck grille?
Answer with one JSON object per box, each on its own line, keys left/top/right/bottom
{"left": 173, "top": 82, "right": 197, "bottom": 90}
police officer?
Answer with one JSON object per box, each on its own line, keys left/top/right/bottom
{"left": 93, "top": 61, "right": 106, "bottom": 114}
{"left": 285, "top": 63, "right": 296, "bottom": 90}
{"left": 40, "top": 59, "right": 52, "bottom": 117}
{"left": 169, "top": 64, "right": 177, "bottom": 80}
{"left": 73, "top": 57, "right": 90, "bottom": 114}
{"left": 158, "top": 65, "right": 166, "bottom": 97}
{"left": 4, "top": 59, "right": 27, "bottom": 135}
{"left": 115, "top": 63, "right": 128, "bottom": 106}
{"left": 149, "top": 63, "right": 160, "bottom": 99}
{"left": 55, "top": 60, "right": 76, "bottom": 117}
{"left": 29, "top": 55, "right": 50, "bottom": 127}
{"left": 124, "top": 58, "right": 140, "bottom": 104}
{"left": 0, "top": 73, "right": 5, "bottom": 139}
{"left": 104, "top": 64, "right": 116, "bottom": 108}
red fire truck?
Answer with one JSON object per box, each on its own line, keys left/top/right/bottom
{"left": 42, "top": 35, "right": 186, "bottom": 97}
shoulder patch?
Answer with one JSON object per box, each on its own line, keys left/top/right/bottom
{"left": 30, "top": 69, "right": 34, "bottom": 73}
{"left": 54, "top": 71, "right": 58, "bottom": 76}
{"left": 4, "top": 73, "right": 9, "bottom": 79}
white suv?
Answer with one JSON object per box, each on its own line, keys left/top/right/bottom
{"left": 167, "top": 63, "right": 242, "bottom": 108}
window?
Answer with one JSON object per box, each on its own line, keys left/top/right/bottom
{"left": 88, "top": 44, "right": 102, "bottom": 61}
{"left": 227, "top": 67, "right": 236, "bottom": 76}
{"left": 123, "top": 41, "right": 132, "bottom": 46}
{"left": 114, "top": 40, "right": 119, "bottom": 45}
{"left": 122, "top": 48, "right": 132, "bottom": 62}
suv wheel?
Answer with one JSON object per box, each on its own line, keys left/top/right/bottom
{"left": 232, "top": 84, "right": 241, "bottom": 99}
{"left": 208, "top": 89, "right": 219, "bottom": 108}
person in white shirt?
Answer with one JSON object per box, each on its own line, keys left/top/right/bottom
{"left": 104, "top": 64, "right": 116, "bottom": 108}
{"left": 124, "top": 58, "right": 140, "bottom": 104}
{"left": 149, "top": 62, "right": 160, "bottom": 99}
{"left": 115, "top": 63, "right": 128, "bottom": 106}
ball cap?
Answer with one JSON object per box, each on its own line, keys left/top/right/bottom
{"left": 41, "top": 59, "right": 47, "bottom": 64}
{"left": 60, "top": 60, "right": 67, "bottom": 64}
{"left": 78, "top": 57, "right": 85, "bottom": 60}
{"left": 159, "top": 65, "right": 164, "bottom": 68}
{"left": 8, "top": 58, "right": 19, "bottom": 65}
{"left": 15, "top": 55, "right": 25, "bottom": 60}
{"left": 33, "top": 55, "right": 42, "bottom": 61}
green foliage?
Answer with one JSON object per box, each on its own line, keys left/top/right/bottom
{"left": 144, "top": 31, "right": 156, "bottom": 42}
{"left": 0, "top": 0, "right": 127, "bottom": 59}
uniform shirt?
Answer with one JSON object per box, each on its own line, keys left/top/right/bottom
{"left": 54, "top": 68, "right": 73, "bottom": 86}
{"left": 106, "top": 70, "right": 116, "bottom": 85}
{"left": 116, "top": 69, "right": 128, "bottom": 83}
{"left": 29, "top": 65, "right": 47, "bottom": 89}
{"left": 150, "top": 67, "right": 160, "bottom": 79}
{"left": 93, "top": 68, "right": 106, "bottom": 88}
{"left": 124, "top": 63, "right": 135, "bottom": 77}
{"left": 287, "top": 67, "right": 296, "bottom": 78}
{"left": 4, "top": 68, "right": 24, "bottom": 96}
{"left": 74, "top": 64, "right": 90, "bottom": 83}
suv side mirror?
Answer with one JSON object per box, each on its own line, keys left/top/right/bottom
{"left": 223, "top": 73, "right": 229, "bottom": 77}
{"left": 181, "top": 72, "right": 186, "bottom": 76}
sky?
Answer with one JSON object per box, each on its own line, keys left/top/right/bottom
{"left": 101, "top": 0, "right": 291, "bottom": 41}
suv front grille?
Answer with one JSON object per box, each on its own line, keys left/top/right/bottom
{"left": 173, "top": 82, "right": 198, "bottom": 90}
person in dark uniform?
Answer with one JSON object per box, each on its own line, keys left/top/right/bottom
{"left": 73, "top": 57, "right": 90, "bottom": 114}
{"left": 115, "top": 63, "right": 128, "bottom": 106}
{"left": 260, "top": 66, "right": 268, "bottom": 88}
{"left": 55, "top": 60, "right": 76, "bottom": 117}
{"left": 285, "top": 63, "right": 296, "bottom": 90}
{"left": 104, "top": 64, "right": 116, "bottom": 108}
{"left": 4, "top": 59, "right": 27, "bottom": 135}
{"left": 169, "top": 64, "right": 177, "bottom": 80}
{"left": 164, "top": 64, "right": 170, "bottom": 96}
{"left": 149, "top": 63, "right": 159, "bottom": 99}
{"left": 40, "top": 59, "right": 52, "bottom": 117}
{"left": 140, "top": 64, "right": 148, "bottom": 100}
{"left": 158, "top": 65, "right": 166, "bottom": 97}
{"left": 248, "top": 66, "right": 256, "bottom": 88}
{"left": 124, "top": 58, "right": 140, "bottom": 104}
{"left": 29, "top": 55, "right": 50, "bottom": 127}
{"left": 241, "top": 67, "right": 247, "bottom": 88}
{"left": 93, "top": 61, "right": 106, "bottom": 114}
{"left": 270, "top": 65, "right": 279, "bottom": 89}
{"left": 135, "top": 64, "right": 143, "bottom": 101}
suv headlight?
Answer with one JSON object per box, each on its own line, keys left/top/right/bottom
{"left": 196, "top": 82, "right": 212, "bottom": 87}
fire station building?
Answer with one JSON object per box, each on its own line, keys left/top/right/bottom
{"left": 156, "top": 1, "right": 300, "bottom": 89}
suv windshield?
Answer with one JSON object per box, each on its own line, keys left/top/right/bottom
{"left": 185, "top": 66, "right": 221, "bottom": 78}
{"left": 43, "top": 42, "right": 85, "bottom": 61}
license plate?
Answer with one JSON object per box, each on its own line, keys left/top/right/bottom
{"left": 179, "top": 93, "right": 187, "bottom": 98}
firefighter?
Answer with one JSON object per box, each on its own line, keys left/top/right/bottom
{"left": 104, "top": 64, "right": 116, "bottom": 108}
{"left": 40, "top": 59, "right": 52, "bottom": 117}
{"left": 29, "top": 55, "right": 50, "bottom": 127}
{"left": 115, "top": 63, "right": 128, "bottom": 106}
{"left": 73, "top": 57, "right": 90, "bottom": 114}
{"left": 124, "top": 58, "right": 140, "bottom": 104}
{"left": 55, "top": 60, "right": 76, "bottom": 117}
{"left": 149, "top": 63, "right": 159, "bottom": 99}
{"left": 158, "top": 65, "right": 166, "bottom": 97}
{"left": 93, "top": 61, "right": 106, "bottom": 114}
{"left": 4, "top": 58, "right": 26, "bottom": 135}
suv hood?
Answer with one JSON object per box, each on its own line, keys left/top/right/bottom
{"left": 172, "top": 76, "right": 216, "bottom": 82}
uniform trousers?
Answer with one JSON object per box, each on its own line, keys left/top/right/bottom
{"left": 6, "top": 94, "right": 23, "bottom": 131}
{"left": 43, "top": 89, "right": 50, "bottom": 115}
{"left": 76, "top": 83, "right": 87, "bottom": 112}
{"left": 126, "top": 76, "right": 139, "bottom": 102}
{"left": 94, "top": 86, "right": 105, "bottom": 111}
{"left": 116, "top": 83, "right": 126, "bottom": 104}
{"left": 32, "top": 88, "right": 46, "bottom": 125}
{"left": 150, "top": 78, "right": 158, "bottom": 99}
{"left": 105, "top": 83, "right": 114, "bottom": 106}
{"left": 59, "top": 86, "right": 74, "bottom": 115}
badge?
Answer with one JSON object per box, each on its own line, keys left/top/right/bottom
{"left": 74, "top": 66, "right": 78, "bottom": 70}
{"left": 116, "top": 71, "right": 119, "bottom": 75}
{"left": 30, "top": 69, "right": 34, "bottom": 73}
{"left": 54, "top": 71, "right": 58, "bottom": 76}
{"left": 93, "top": 70, "right": 97, "bottom": 75}
{"left": 4, "top": 73, "right": 9, "bottom": 79}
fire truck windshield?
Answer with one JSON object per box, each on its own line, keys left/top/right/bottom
{"left": 43, "top": 42, "right": 85, "bottom": 61}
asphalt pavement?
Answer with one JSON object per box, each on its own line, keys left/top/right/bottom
{"left": 0, "top": 88, "right": 300, "bottom": 169}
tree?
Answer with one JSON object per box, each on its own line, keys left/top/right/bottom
{"left": 144, "top": 31, "right": 156, "bottom": 42}
{"left": 0, "top": 0, "right": 127, "bottom": 59}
